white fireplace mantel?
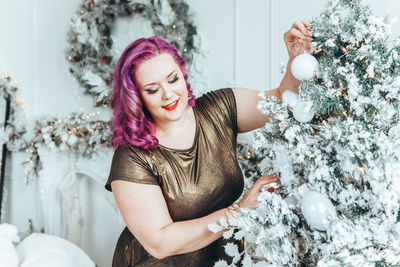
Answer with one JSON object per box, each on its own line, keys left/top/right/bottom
{"left": 37, "top": 145, "right": 117, "bottom": 241}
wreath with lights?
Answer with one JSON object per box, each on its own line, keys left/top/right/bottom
{"left": 67, "top": 0, "right": 198, "bottom": 107}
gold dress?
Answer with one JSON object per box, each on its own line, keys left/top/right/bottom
{"left": 105, "top": 88, "right": 245, "bottom": 266}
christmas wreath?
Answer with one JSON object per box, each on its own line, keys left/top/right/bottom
{"left": 67, "top": 0, "right": 198, "bottom": 107}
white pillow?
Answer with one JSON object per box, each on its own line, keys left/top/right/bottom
{"left": 0, "top": 223, "right": 19, "bottom": 267}
{"left": 16, "top": 233, "right": 95, "bottom": 267}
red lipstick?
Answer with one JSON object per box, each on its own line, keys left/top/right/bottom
{"left": 162, "top": 98, "right": 179, "bottom": 111}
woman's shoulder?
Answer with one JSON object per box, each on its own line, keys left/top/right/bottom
{"left": 195, "top": 88, "right": 234, "bottom": 108}
{"left": 196, "top": 87, "right": 233, "bottom": 100}
{"left": 194, "top": 87, "right": 238, "bottom": 134}
{"left": 111, "top": 145, "right": 157, "bottom": 175}
{"left": 113, "top": 145, "right": 154, "bottom": 162}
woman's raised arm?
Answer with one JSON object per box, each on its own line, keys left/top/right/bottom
{"left": 233, "top": 20, "right": 312, "bottom": 133}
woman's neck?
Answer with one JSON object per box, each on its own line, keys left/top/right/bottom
{"left": 155, "top": 106, "right": 194, "bottom": 138}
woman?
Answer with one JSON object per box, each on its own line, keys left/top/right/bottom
{"left": 105, "top": 21, "right": 312, "bottom": 266}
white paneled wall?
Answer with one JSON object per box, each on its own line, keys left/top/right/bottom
{"left": 1, "top": 0, "right": 400, "bottom": 266}
{"left": 186, "top": 0, "right": 236, "bottom": 88}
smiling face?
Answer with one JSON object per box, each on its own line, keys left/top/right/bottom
{"left": 135, "top": 53, "right": 189, "bottom": 127}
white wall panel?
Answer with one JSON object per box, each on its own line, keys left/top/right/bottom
{"left": 31, "top": 0, "right": 105, "bottom": 119}
{"left": 235, "top": 0, "right": 270, "bottom": 90}
{"left": 186, "top": 0, "right": 235, "bottom": 90}
{"left": 0, "top": 0, "right": 34, "bottom": 120}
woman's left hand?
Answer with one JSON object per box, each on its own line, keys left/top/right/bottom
{"left": 284, "top": 20, "right": 312, "bottom": 60}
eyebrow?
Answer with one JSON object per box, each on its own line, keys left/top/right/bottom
{"left": 144, "top": 70, "right": 177, "bottom": 88}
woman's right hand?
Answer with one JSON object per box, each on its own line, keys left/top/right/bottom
{"left": 238, "top": 174, "right": 279, "bottom": 209}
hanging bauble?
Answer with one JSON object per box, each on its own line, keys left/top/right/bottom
{"left": 301, "top": 191, "right": 336, "bottom": 231}
{"left": 292, "top": 101, "right": 314, "bottom": 123}
{"left": 281, "top": 90, "right": 299, "bottom": 108}
{"left": 291, "top": 52, "right": 318, "bottom": 80}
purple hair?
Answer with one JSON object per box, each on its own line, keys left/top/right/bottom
{"left": 109, "top": 36, "right": 196, "bottom": 150}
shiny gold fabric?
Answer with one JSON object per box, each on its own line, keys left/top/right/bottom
{"left": 105, "top": 88, "right": 245, "bottom": 266}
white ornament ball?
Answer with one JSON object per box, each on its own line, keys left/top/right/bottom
{"left": 281, "top": 90, "right": 300, "bottom": 107}
{"left": 292, "top": 101, "right": 314, "bottom": 123}
{"left": 291, "top": 53, "right": 318, "bottom": 80}
{"left": 301, "top": 191, "right": 336, "bottom": 231}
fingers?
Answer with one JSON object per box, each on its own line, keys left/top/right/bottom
{"left": 303, "top": 21, "right": 311, "bottom": 27}
{"left": 292, "top": 20, "right": 311, "bottom": 36}
{"left": 240, "top": 174, "right": 280, "bottom": 209}
{"left": 287, "top": 28, "right": 306, "bottom": 40}
{"left": 285, "top": 20, "right": 313, "bottom": 57}
{"left": 254, "top": 174, "right": 279, "bottom": 192}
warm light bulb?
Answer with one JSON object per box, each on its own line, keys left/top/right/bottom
{"left": 357, "top": 166, "right": 366, "bottom": 175}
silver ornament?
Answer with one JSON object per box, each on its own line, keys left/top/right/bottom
{"left": 292, "top": 101, "right": 314, "bottom": 123}
{"left": 301, "top": 191, "right": 336, "bottom": 231}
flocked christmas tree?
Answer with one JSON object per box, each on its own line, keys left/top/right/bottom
{"left": 210, "top": 0, "right": 400, "bottom": 266}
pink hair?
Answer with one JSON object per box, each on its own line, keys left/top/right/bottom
{"left": 109, "top": 36, "right": 195, "bottom": 150}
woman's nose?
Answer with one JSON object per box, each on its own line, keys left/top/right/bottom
{"left": 162, "top": 86, "right": 173, "bottom": 100}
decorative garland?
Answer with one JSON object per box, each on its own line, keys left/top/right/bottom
{"left": 24, "top": 113, "right": 112, "bottom": 181}
{"left": 67, "top": 0, "right": 198, "bottom": 107}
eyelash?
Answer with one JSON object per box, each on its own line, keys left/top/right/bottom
{"left": 146, "top": 74, "right": 179, "bottom": 94}
{"left": 169, "top": 74, "right": 179, "bottom": 83}
{"left": 147, "top": 89, "right": 158, "bottom": 94}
